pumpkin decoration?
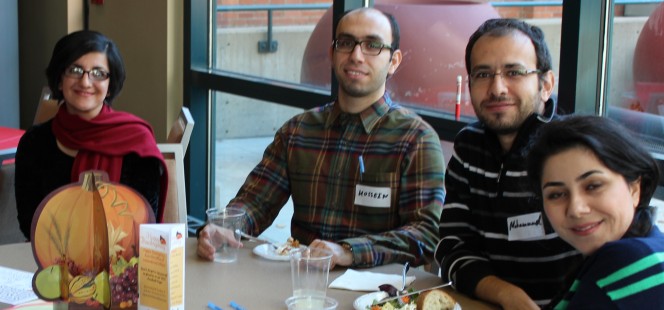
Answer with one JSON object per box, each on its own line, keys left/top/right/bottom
{"left": 31, "top": 170, "right": 154, "bottom": 309}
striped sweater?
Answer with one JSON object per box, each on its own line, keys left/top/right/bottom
{"left": 554, "top": 227, "right": 664, "bottom": 309}
{"left": 435, "top": 114, "right": 581, "bottom": 307}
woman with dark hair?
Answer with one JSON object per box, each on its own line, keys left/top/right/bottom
{"left": 527, "top": 115, "right": 664, "bottom": 309}
{"left": 15, "top": 31, "right": 167, "bottom": 240}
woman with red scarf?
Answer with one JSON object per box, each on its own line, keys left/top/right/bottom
{"left": 15, "top": 31, "right": 167, "bottom": 240}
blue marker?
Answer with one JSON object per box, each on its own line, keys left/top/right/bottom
{"left": 359, "top": 155, "right": 365, "bottom": 181}
{"left": 208, "top": 301, "right": 223, "bottom": 310}
{"left": 229, "top": 301, "right": 246, "bottom": 310}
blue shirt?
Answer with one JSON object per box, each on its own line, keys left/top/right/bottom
{"left": 555, "top": 227, "right": 664, "bottom": 309}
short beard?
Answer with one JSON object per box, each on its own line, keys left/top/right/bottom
{"left": 339, "top": 81, "right": 370, "bottom": 98}
{"left": 477, "top": 94, "right": 541, "bottom": 135}
{"left": 478, "top": 112, "right": 524, "bottom": 135}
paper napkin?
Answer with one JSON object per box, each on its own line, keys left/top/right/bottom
{"left": 329, "top": 269, "right": 416, "bottom": 291}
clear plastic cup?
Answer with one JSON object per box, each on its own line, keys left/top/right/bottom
{"left": 290, "top": 247, "right": 333, "bottom": 299}
{"left": 206, "top": 207, "right": 245, "bottom": 263}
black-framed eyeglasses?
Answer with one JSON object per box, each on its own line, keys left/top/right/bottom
{"left": 64, "top": 65, "right": 110, "bottom": 82}
{"left": 333, "top": 38, "right": 393, "bottom": 56}
{"left": 470, "top": 68, "right": 540, "bottom": 85}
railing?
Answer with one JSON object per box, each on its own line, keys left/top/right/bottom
{"left": 216, "top": 0, "right": 660, "bottom": 53}
{"left": 217, "top": 3, "right": 331, "bottom": 53}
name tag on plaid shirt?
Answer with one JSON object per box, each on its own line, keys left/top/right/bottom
{"left": 354, "top": 184, "right": 391, "bottom": 208}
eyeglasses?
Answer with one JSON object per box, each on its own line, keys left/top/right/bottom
{"left": 333, "top": 38, "right": 393, "bottom": 56}
{"left": 64, "top": 65, "right": 110, "bottom": 81}
{"left": 470, "top": 68, "right": 540, "bottom": 85}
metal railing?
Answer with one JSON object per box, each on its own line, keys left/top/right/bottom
{"left": 215, "top": 0, "right": 661, "bottom": 53}
{"left": 216, "top": 3, "right": 331, "bottom": 53}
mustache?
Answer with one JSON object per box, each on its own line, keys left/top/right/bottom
{"left": 483, "top": 95, "right": 512, "bottom": 104}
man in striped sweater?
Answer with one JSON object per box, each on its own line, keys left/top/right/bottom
{"left": 434, "top": 19, "right": 582, "bottom": 309}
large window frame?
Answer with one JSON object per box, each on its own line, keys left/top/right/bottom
{"left": 185, "top": 0, "right": 664, "bottom": 222}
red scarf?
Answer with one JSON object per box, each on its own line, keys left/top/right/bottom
{"left": 52, "top": 104, "right": 168, "bottom": 222}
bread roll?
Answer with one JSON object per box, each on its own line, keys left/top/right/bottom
{"left": 416, "top": 289, "right": 456, "bottom": 310}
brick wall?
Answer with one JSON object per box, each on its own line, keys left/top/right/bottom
{"left": 495, "top": 6, "right": 563, "bottom": 19}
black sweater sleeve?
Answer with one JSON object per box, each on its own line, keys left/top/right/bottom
{"left": 15, "top": 122, "right": 71, "bottom": 239}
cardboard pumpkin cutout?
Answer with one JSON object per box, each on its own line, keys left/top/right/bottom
{"left": 30, "top": 170, "right": 155, "bottom": 309}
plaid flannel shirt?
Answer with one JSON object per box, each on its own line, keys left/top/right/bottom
{"left": 228, "top": 94, "right": 445, "bottom": 267}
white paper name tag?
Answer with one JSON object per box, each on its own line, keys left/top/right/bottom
{"left": 507, "top": 212, "right": 545, "bottom": 241}
{"left": 354, "top": 184, "right": 391, "bottom": 208}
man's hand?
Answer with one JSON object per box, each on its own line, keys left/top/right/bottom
{"left": 475, "top": 276, "right": 539, "bottom": 310}
{"left": 196, "top": 224, "right": 243, "bottom": 261}
{"left": 309, "top": 239, "right": 352, "bottom": 269}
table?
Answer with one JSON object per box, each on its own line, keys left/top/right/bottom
{"left": 0, "top": 239, "right": 497, "bottom": 309}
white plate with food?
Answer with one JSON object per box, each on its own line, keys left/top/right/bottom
{"left": 252, "top": 244, "right": 293, "bottom": 261}
{"left": 353, "top": 290, "right": 461, "bottom": 310}
{"left": 252, "top": 238, "right": 306, "bottom": 261}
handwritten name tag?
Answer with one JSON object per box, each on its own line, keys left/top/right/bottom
{"left": 354, "top": 184, "right": 391, "bottom": 208}
{"left": 507, "top": 212, "right": 545, "bottom": 241}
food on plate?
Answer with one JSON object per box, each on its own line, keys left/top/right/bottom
{"left": 274, "top": 237, "right": 300, "bottom": 255}
{"left": 368, "top": 289, "right": 456, "bottom": 310}
{"left": 370, "top": 302, "right": 416, "bottom": 310}
{"left": 416, "top": 289, "right": 456, "bottom": 310}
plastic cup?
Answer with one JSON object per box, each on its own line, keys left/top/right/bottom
{"left": 289, "top": 247, "right": 333, "bottom": 300}
{"left": 206, "top": 207, "right": 245, "bottom": 263}
{"left": 285, "top": 295, "right": 338, "bottom": 310}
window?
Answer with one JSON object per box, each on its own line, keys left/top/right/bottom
{"left": 186, "top": 0, "right": 664, "bottom": 226}
{"left": 605, "top": 2, "right": 664, "bottom": 158}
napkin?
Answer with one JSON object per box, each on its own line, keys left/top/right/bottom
{"left": 328, "top": 269, "right": 416, "bottom": 292}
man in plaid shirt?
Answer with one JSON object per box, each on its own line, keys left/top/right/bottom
{"left": 198, "top": 7, "right": 445, "bottom": 269}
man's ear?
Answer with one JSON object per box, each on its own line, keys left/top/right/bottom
{"left": 540, "top": 70, "right": 555, "bottom": 102}
{"left": 388, "top": 49, "right": 402, "bottom": 76}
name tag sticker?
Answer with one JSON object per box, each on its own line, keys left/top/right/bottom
{"left": 354, "top": 184, "right": 391, "bottom": 208}
{"left": 507, "top": 212, "right": 545, "bottom": 241}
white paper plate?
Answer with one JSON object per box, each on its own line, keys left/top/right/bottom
{"left": 252, "top": 243, "right": 306, "bottom": 261}
{"left": 353, "top": 291, "right": 389, "bottom": 310}
{"left": 353, "top": 291, "right": 462, "bottom": 310}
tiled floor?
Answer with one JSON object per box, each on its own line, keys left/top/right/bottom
{"left": 216, "top": 137, "right": 293, "bottom": 243}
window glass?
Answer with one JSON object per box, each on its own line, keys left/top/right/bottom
{"left": 438, "top": 0, "right": 562, "bottom": 122}
{"left": 311, "top": 1, "right": 562, "bottom": 121}
{"left": 213, "top": 91, "right": 302, "bottom": 240}
{"left": 606, "top": 1, "right": 664, "bottom": 158}
{"left": 213, "top": 1, "right": 563, "bottom": 121}
{"left": 214, "top": 0, "right": 332, "bottom": 89}
{"left": 202, "top": 1, "right": 566, "bottom": 224}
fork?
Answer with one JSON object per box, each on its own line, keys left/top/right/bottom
{"left": 235, "top": 229, "right": 279, "bottom": 249}
{"left": 396, "top": 262, "right": 410, "bottom": 305}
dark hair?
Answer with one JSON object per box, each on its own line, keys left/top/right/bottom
{"left": 465, "top": 18, "right": 552, "bottom": 82}
{"left": 383, "top": 12, "right": 400, "bottom": 53}
{"left": 45, "top": 30, "right": 126, "bottom": 104}
{"left": 337, "top": 8, "right": 400, "bottom": 56}
{"left": 527, "top": 115, "right": 660, "bottom": 237}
